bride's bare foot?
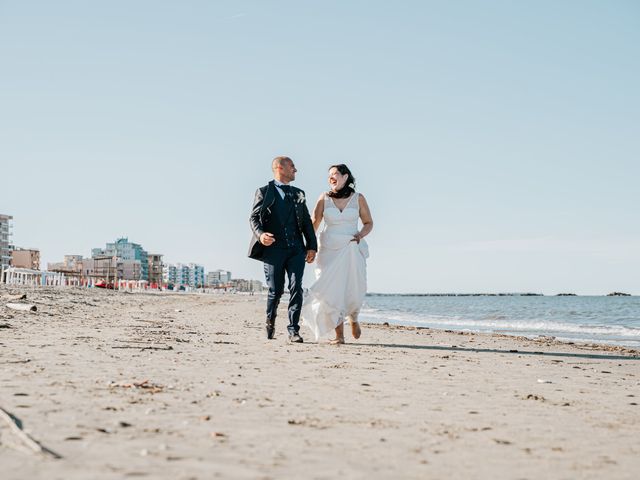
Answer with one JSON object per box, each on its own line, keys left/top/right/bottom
{"left": 346, "top": 314, "right": 361, "bottom": 340}
{"left": 330, "top": 323, "right": 345, "bottom": 344}
{"left": 351, "top": 321, "right": 361, "bottom": 340}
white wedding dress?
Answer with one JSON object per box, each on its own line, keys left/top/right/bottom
{"left": 301, "top": 192, "right": 369, "bottom": 340}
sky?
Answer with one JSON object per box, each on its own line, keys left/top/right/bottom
{"left": 1, "top": 0, "right": 638, "bottom": 295}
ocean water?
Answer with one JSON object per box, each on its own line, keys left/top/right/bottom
{"left": 359, "top": 295, "right": 640, "bottom": 348}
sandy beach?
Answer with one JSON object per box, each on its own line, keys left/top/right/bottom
{"left": 1, "top": 286, "right": 639, "bottom": 479}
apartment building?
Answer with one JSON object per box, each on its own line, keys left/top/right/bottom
{"left": 188, "top": 263, "right": 205, "bottom": 288}
{"left": 116, "top": 259, "right": 142, "bottom": 281}
{"left": 206, "top": 269, "right": 232, "bottom": 286}
{"left": 165, "top": 263, "right": 205, "bottom": 288}
{"left": 147, "top": 253, "right": 163, "bottom": 286}
{"left": 230, "top": 279, "right": 264, "bottom": 292}
{"left": 0, "top": 214, "right": 13, "bottom": 271}
{"left": 93, "top": 237, "right": 149, "bottom": 280}
{"left": 48, "top": 255, "right": 84, "bottom": 274}
{"left": 82, "top": 256, "right": 117, "bottom": 281}
{"left": 11, "top": 248, "right": 40, "bottom": 270}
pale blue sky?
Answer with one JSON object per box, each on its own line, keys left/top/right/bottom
{"left": 1, "top": 1, "right": 638, "bottom": 294}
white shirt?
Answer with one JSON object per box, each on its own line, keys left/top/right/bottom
{"left": 273, "top": 180, "right": 290, "bottom": 200}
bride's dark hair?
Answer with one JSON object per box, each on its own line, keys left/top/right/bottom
{"left": 327, "top": 164, "right": 356, "bottom": 199}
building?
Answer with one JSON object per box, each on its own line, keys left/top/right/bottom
{"left": 147, "top": 254, "right": 163, "bottom": 287}
{"left": 48, "top": 255, "right": 83, "bottom": 274}
{"left": 230, "top": 278, "right": 264, "bottom": 293}
{"left": 188, "top": 263, "right": 205, "bottom": 288}
{"left": 175, "top": 264, "right": 190, "bottom": 286}
{"left": 116, "top": 259, "right": 142, "bottom": 281}
{"left": 11, "top": 248, "right": 40, "bottom": 270}
{"left": 0, "top": 214, "right": 13, "bottom": 271}
{"left": 82, "top": 256, "right": 117, "bottom": 282}
{"left": 165, "top": 263, "right": 205, "bottom": 288}
{"left": 207, "top": 269, "right": 232, "bottom": 286}
{"left": 93, "top": 238, "right": 149, "bottom": 280}
{"left": 164, "top": 264, "right": 177, "bottom": 285}
{"left": 79, "top": 256, "right": 142, "bottom": 281}
{"left": 47, "top": 255, "right": 84, "bottom": 283}
{"left": 47, "top": 249, "right": 160, "bottom": 286}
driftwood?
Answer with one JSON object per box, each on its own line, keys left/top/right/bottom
{"left": 0, "top": 358, "right": 30, "bottom": 364}
{"left": 5, "top": 303, "right": 37, "bottom": 312}
{"left": 6, "top": 294, "right": 27, "bottom": 301}
{"left": 0, "top": 407, "right": 62, "bottom": 459}
{"left": 112, "top": 345, "right": 173, "bottom": 351}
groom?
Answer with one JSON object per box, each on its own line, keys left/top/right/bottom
{"left": 248, "top": 156, "right": 317, "bottom": 342}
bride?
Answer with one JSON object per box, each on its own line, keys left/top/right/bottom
{"left": 301, "top": 164, "right": 373, "bottom": 344}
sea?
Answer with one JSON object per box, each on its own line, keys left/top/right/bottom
{"left": 359, "top": 294, "right": 640, "bottom": 348}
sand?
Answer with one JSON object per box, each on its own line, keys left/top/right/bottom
{"left": 1, "top": 285, "right": 639, "bottom": 479}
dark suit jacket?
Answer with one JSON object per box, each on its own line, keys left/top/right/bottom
{"left": 248, "top": 181, "right": 318, "bottom": 261}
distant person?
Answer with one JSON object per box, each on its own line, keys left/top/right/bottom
{"left": 248, "top": 156, "right": 318, "bottom": 343}
{"left": 301, "top": 164, "right": 373, "bottom": 344}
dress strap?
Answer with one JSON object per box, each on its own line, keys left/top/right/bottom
{"left": 344, "top": 192, "right": 358, "bottom": 211}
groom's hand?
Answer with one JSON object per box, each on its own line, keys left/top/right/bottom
{"left": 260, "top": 233, "right": 275, "bottom": 246}
{"left": 305, "top": 250, "right": 316, "bottom": 263}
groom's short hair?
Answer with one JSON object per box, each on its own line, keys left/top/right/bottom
{"left": 272, "top": 156, "right": 292, "bottom": 170}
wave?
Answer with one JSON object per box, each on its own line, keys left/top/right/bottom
{"left": 358, "top": 309, "right": 640, "bottom": 339}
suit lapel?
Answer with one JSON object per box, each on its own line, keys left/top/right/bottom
{"left": 263, "top": 181, "right": 276, "bottom": 216}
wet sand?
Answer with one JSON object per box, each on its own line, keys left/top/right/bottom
{"left": 1, "top": 286, "right": 639, "bottom": 479}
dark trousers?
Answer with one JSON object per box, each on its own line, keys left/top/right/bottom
{"left": 263, "top": 246, "right": 306, "bottom": 335}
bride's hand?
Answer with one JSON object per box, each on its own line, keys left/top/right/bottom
{"left": 351, "top": 233, "right": 362, "bottom": 244}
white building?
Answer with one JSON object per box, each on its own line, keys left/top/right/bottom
{"left": 0, "top": 214, "right": 13, "bottom": 271}
{"left": 165, "top": 263, "right": 205, "bottom": 288}
{"left": 188, "top": 263, "right": 205, "bottom": 288}
{"left": 163, "top": 264, "right": 175, "bottom": 285}
{"left": 207, "top": 269, "right": 232, "bottom": 286}
{"left": 230, "top": 279, "right": 264, "bottom": 292}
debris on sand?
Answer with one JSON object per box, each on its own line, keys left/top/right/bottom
{"left": 5, "top": 303, "right": 37, "bottom": 312}
{"left": 108, "top": 379, "right": 165, "bottom": 394}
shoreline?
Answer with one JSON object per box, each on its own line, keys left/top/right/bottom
{"left": 4, "top": 285, "right": 639, "bottom": 350}
{"left": 367, "top": 293, "right": 637, "bottom": 297}
{"left": 360, "top": 321, "right": 640, "bottom": 358}
{"left": 3, "top": 285, "right": 639, "bottom": 350}
{"left": 360, "top": 294, "right": 640, "bottom": 350}
{"left": 359, "top": 317, "right": 640, "bottom": 351}
{"left": 2, "top": 286, "right": 639, "bottom": 479}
